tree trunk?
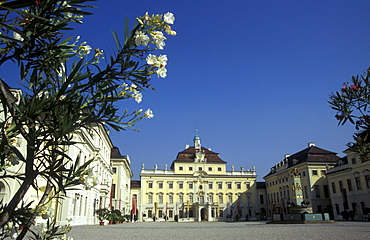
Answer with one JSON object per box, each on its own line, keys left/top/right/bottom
{"left": 0, "top": 173, "right": 36, "bottom": 228}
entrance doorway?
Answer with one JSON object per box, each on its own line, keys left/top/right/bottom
{"left": 201, "top": 208, "right": 208, "bottom": 221}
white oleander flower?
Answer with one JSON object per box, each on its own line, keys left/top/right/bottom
{"left": 164, "top": 25, "right": 177, "bottom": 36}
{"left": 134, "top": 93, "right": 143, "bottom": 103}
{"left": 11, "top": 232, "right": 18, "bottom": 239}
{"left": 152, "top": 31, "right": 166, "bottom": 40}
{"left": 157, "top": 67, "right": 167, "bottom": 78}
{"left": 144, "top": 108, "right": 154, "bottom": 119}
{"left": 157, "top": 55, "right": 168, "bottom": 67}
{"left": 79, "top": 44, "right": 92, "bottom": 55}
{"left": 164, "top": 12, "right": 175, "bottom": 24}
{"left": 135, "top": 31, "right": 150, "bottom": 46}
{"left": 146, "top": 54, "right": 168, "bottom": 67}
{"left": 13, "top": 32, "right": 24, "bottom": 41}
{"left": 146, "top": 54, "right": 157, "bottom": 65}
{"left": 155, "top": 39, "right": 165, "bottom": 50}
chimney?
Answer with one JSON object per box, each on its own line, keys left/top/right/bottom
{"left": 308, "top": 142, "right": 315, "bottom": 147}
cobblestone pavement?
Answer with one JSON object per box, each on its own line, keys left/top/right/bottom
{"left": 67, "top": 221, "right": 370, "bottom": 240}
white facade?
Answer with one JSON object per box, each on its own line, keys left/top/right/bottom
{"left": 326, "top": 150, "right": 370, "bottom": 221}
{"left": 111, "top": 147, "right": 133, "bottom": 215}
{"left": 0, "top": 121, "right": 115, "bottom": 226}
{"left": 56, "top": 123, "right": 114, "bottom": 226}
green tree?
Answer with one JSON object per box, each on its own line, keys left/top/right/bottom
{"left": 329, "top": 68, "right": 370, "bottom": 161}
{"left": 0, "top": 0, "right": 175, "bottom": 238}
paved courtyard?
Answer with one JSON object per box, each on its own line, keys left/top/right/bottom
{"left": 68, "top": 221, "right": 370, "bottom": 240}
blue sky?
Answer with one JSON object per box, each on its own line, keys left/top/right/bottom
{"left": 3, "top": 1, "right": 370, "bottom": 180}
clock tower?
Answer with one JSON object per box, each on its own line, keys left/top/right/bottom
{"left": 193, "top": 130, "right": 201, "bottom": 149}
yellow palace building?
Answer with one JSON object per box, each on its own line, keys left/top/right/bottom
{"left": 133, "top": 133, "right": 264, "bottom": 222}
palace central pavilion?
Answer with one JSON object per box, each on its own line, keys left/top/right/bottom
{"left": 131, "top": 134, "right": 267, "bottom": 222}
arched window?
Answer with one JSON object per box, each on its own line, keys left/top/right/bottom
{"left": 179, "top": 194, "right": 183, "bottom": 203}
{"left": 208, "top": 194, "right": 213, "bottom": 203}
{"left": 158, "top": 193, "right": 163, "bottom": 204}
{"left": 189, "top": 194, "right": 193, "bottom": 204}
{"left": 218, "top": 194, "right": 223, "bottom": 204}
{"left": 0, "top": 182, "right": 6, "bottom": 201}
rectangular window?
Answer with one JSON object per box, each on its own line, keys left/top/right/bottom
{"left": 321, "top": 170, "right": 326, "bottom": 176}
{"left": 312, "top": 170, "right": 318, "bottom": 176}
{"left": 179, "top": 195, "right": 183, "bottom": 203}
{"left": 351, "top": 158, "right": 357, "bottom": 164}
{"left": 209, "top": 182, "right": 213, "bottom": 189}
{"left": 189, "top": 182, "right": 193, "bottom": 189}
{"left": 228, "top": 195, "right": 232, "bottom": 203}
{"left": 179, "top": 166, "right": 183, "bottom": 171}
{"left": 246, "top": 182, "right": 250, "bottom": 189}
{"left": 355, "top": 177, "right": 362, "bottom": 190}
{"left": 148, "top": 210, "right": 152, "bottom": 218}
{"left": 168, "top": 182, "right": 173, "bottom": 189}
{"left": 335, "top": 204, "right": 340, "bottom": 215}
{"left": 314, "top": 185, "right": 320, "bottom": 198}
{"left": 260, "top": 195, "right": 264, "bottom": 204}
{"left": 189, "top": 195, "right": 193, "bottom": 203}
{"left": 365, "top": 175, "right": 370, "bottom": 188}
{"left": 148, "top": 182, "right": 153, "bottom": 189}
{"left": 332, "top": 182, "right": 336, "bottom": 193}
{"left": 199, "top": 167, "right": 202, "bottom": 171}
{"left": 189, "top": 167, "right": 193, "bottom": 171}
{"left": 227, "top": 182, "right": 232, "bottom": 190}
{"left": 218, "top": 182, "right": 222, "bottom": 190}
{"left": 208, "top": 167, "right": 212, "bottom": 171}
{"left": 179, "top": 182, "right": 183, "bottom": 189}
{"left": 112, "top": 167, "right": 117, "bottom": 173}
{"left": 236, "top": 182, "right": 241, "bottom": 190}
{"left": 158, "top": 182, "right": 163, "bottom": 189}
{"left": 218, "top": 167, "right": 222, "bottom": 171}
{"left": 323, "top": 185, "right": 330, "bottom": 198}
{"left": 347, "top": 179, "right": 353, "bottom": 191}
{"left": 169, "top": 210, "right": 173, "bottom": 218}
{"left": 302, "top": 171, "right": 306, "bottom": 177}
{"left": 169, "top": 195, "right": 173, "bottom": 204}
{"left": 339, "top": 181, "right": 344, "bottom": 191}
{"left": 148, "top": 194, "right": 153, "bottom": 204}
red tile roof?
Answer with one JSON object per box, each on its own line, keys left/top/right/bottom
{"left": 170, "top": 147, "right": 226, "bottom": 169}
{"left": 264, "top": 145, "right": 340, "bottom": 177}
{"left": 130, "top": 180, "right": 141, "bottom": 188}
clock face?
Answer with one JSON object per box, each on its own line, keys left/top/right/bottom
{"left": 196, "top": 151, "right": 205, "bottom": 161}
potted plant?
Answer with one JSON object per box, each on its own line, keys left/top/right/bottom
{"left": 111, "top": 209, "right": 122, "bottom": 224}
{"left": 118, "top": 215, "right": 125, "bottom": 223}
{"left": 95, "top": 208, "right": 109, "bottom": 226}
{"left": 107, "top": 212, "right": 119, "bottom": 224}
